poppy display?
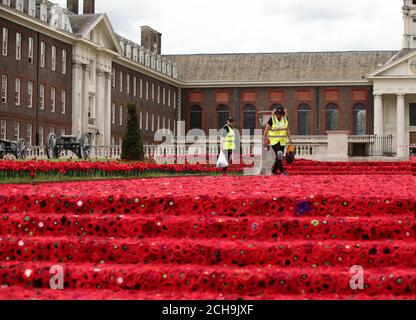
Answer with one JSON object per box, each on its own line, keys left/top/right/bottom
{"left": 0, "top": 174, "right": 415, "bottom": 300}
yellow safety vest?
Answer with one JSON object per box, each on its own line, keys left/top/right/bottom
{"left": 223, "top": 126, "right": 236, "bottom": 150}
{"left": 269, "top": 116, "right": 288, "bottom": 146}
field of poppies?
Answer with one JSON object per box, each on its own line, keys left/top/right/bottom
{"left": 0, "top": 171, "right": 415, "bottom": 300}
{"left": 0, "top": 158, "right": 415, "bottom": 183}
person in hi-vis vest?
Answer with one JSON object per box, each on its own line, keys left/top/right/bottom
{"left": 264, "top": 107, "right": 291, "bottom": 176}
{"left": 220, "top": 117, "right": 236, "bottom": 176}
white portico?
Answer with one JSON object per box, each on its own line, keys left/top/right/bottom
{"left": 368, "top": 0, "right": 416, "bottom": 158}
{"left": 69, "top": 14, "right": 122, "bottom": 146}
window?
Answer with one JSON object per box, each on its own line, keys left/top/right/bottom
{"left": 112, "top": 69, "right": 116, "bottom": 89}
{"left": 157, "top": 85, "right": 160, "bottom": 104}
{"left": 15, "top": 0, "right": 23, "bottom": 11}
{"left": 152, "top": 83, "right": 155, "bottom": 101}
{"left": 133, "top": 77, "right": 137, "bottom": 96}
{"left": 62, "top": 50, "right": 67, "bottom": 74}
{"left": 157, "top": 115, "right": 160, "bottom": 130}
{"left": 298, "top": 104, "right": 311, "bottom": 135}
{"left": 89, "top": 61, "right": 94, "bottom": 83}
{"left": 51, "top": 87, "right": 56, "bottom": 112}
{"left": 40, "top": 41, "right": 45, "bottom": 68}
{"left": 146, "top": 112, "right": 149, "bottom": 131}
{"left": 411, "top": 103, "right": 416, "bottom": 126}
{"left": 39, "top": 126, "right": 44, "bottom": 147}
{"left": 139, "top": 111, "right": 143, "bottom": 130}
{"left": 61, "top": 90, "right": 66, "bottom": 114}
{"left": 119, "top": 105, "right": 123, "bottom": 126}
{"left": 111, "top": 103, "right": 116, "bottom": 124}
{"left": 39, "top": 84, "right": 45, "bottom": 110}
{"left": 111, "top": 136, "right": 115, "bottom": 146}
{"left": 163, "top": 88, "right": 166, "bottom": 105}
{"left": 88, "top": 96, "right": 94, "bottom": 118}
{"left": 139, "top": 79, "right": 143, "bottom": 98}
{"left": 243, "top": 104, "right": 256, "bottom": 135}
{"left": 28, "top": 37, "right": 34, "bottom": 64}
{"left": 152, "top": 114, "right": 155, "bottom": 131}
{"left": 1, "top": 74, "right": 7, "bottom": 103}
{"left": 174, "top": 92, "right": 177, "bottom": 109}
{"left": 27, "top": 124, "right": 32, "bottom": 146}
{"left": 190, "top": 105, "right": 202, "bottom": 130}
{"left": 168, "top": 90, "right": 171, "bottom": 107}
{"left": 16, "top": 33, "right": 21, "bottom": 61}
{"left": 353, "top": 104, "right": 367, "bottom": 135}
{"left": 27, "top": 81, "right": 33, "bottom": 108}
{"left": 146, "top": 81, "right": 149, "bottom": 100}
{"left": 126, "top": 74, "right": 130, "bottom": 94}
{"left": 0, "top": 120, "right": 6, "bottom": 140}
{"left": 51, "top": 46, "right": 56, "bottom": 71}
{"left": 217, "top": 105, "right": 229, "bottom": 129}
{"left": 2, "top": 28, "right": 8, "bottom": 56}
{"left": 14, "top": 78, "right": 20, "bottom": 106}
{"left": 119, "top": 71, "right": 123, "bottom": 92}
{"left": 326, "top": 103, "right": 339, "bottom": 131}
{"left": 28, "top": 0, "right": 36, "bottom": 16}
{"left": 14, "top": 122, "right": 20, "bottom": 140}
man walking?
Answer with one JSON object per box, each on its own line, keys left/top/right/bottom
{"left": 264, "top": 107, "right": 291, "bottom": 176}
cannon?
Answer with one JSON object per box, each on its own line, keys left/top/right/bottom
{"left": 0, "top": 138, "right": 27, "bottom": 160}
{"left": 46, "top": 133, "right": 91, "bottom": 160}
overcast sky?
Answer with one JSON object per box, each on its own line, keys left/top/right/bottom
{"left": 56, "top": 0, "right": 403, "bottom": 54}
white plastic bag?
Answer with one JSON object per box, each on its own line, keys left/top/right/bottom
{"left": 216, "top": 151, "right": 229, "bottom": 169}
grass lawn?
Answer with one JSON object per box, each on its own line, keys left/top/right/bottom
{"left": 0, "top": 172, "right": 241, "bottom": 185}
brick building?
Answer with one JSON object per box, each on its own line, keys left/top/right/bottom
{"left": 1, "top": 0, "right": 416, "bottom": 157}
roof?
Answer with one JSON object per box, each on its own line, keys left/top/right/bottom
{"left": 68, "top": 14, "right": 103, "bottom": 36}
{"left": 166, "top": 51, "right": 398, "bottom": 83}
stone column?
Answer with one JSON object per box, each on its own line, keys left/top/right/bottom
{"left": 72, "top": 61, "right": 83, "bottom": 137}
{"left": 104, "top": 72, "right": 112, "bottom": 145}
{"left": 82, "top": 64, "right": 90, "bottom": 135}
{"left": 396, "top": 94, "right": 407, "bottom": 158}
{"left": 374, "top": 94, "right": 384, "bottom": 136}
{"left": 96, "top": 69, "right": 106, "bottom": 145}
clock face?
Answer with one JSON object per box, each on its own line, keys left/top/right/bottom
{"left": 409, "top": 58, "right": 416, "bottom": 75}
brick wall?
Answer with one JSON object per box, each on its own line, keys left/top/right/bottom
{"left": 111, "top": 62, "right": 178, "bottom": 144}
{"left": 182, "top": 86, "right": 374, "bottom": 135}
{"left": 0, "top": 17, "right": 72, "bottom": 145}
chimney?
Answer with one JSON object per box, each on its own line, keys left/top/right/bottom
{"left": 66, "top": 0, "right": 79, "bottom": 14}
{"left": 83, "top": 0, "right": 95, "bottom": 14}
{"left": 141, "top": 26, "right": 162, "bottom": 54}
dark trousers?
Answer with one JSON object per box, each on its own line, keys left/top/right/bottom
{"left": 272, "top": 143, "right": 286, "bottom": 174}
{"left": 223, "top": 150, "right": 233, "bottom": 173}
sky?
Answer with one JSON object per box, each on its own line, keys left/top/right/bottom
{"left": 55, "top": 0, "right": 404, "bottom": 54}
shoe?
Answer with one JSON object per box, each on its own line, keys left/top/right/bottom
{"left": 281, "top": 172, "right": 289, "bottom": 176}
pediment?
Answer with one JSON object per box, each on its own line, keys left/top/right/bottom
{"left": 369, "top": 49, "right": 416, "bottom": 78}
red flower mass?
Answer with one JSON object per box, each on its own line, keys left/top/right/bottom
{"left": 0, "top": 172, "right": 415, "bottom": 300}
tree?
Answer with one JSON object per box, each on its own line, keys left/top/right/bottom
{"left": 121, "top": 103, "right": 144, "bottom": 161}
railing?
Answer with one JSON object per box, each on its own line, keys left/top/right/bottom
{"left": 25, "top": 146, "right": 122, "bottom": 160}
{"left": 17, "top": 135, "right": 398, "bottom": 161}
{"left": 348, "top": 135, "right": 394, "bottom": 157}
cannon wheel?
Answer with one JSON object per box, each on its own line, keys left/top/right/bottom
{"left": 46, "top": 133, "right": 58, "bottom": 159}
{"left": 79, "top": 133, "right": 91, "bottom": 160}
{"left": 16, "top": 139, "right": 27, "bottom": 160}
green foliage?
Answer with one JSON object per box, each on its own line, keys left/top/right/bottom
{"left": 121, "top": 103, "right": 145, "bottom": 161}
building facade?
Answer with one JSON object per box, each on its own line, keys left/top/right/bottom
{"left": 1, "top": 0, "right": 416, "bottom": 157}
